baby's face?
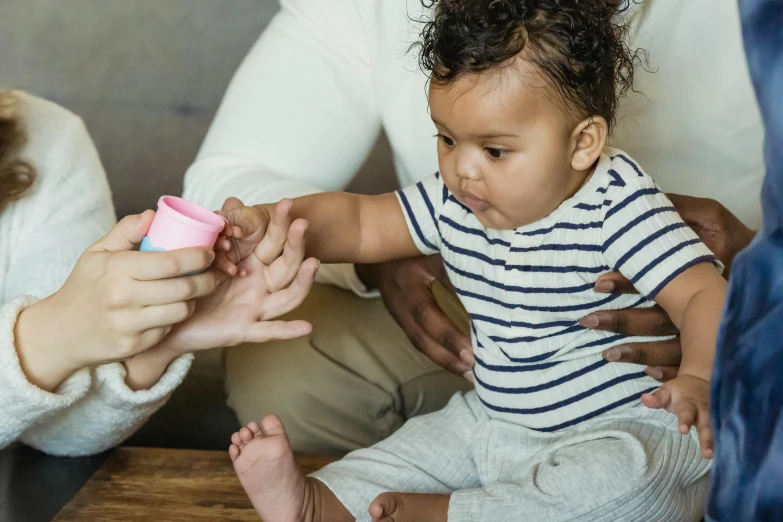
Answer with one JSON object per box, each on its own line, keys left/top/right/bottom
{"left": 429, "top": 63, "right": 585, "bottom": 230}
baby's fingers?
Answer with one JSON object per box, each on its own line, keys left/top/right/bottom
{"left": 641, "top": 386, "right": 672, "bottom": 411}
{"left": 696, "top": 409, "right": 714, "bottom": 459}
{"left": 675, "top": 402, "right": 697, "bottom": 435}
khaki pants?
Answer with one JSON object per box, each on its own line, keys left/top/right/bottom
{"left": 223, "top": 283, "right": 473, "bottom": 455}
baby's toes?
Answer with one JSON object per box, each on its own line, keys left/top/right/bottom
{"left": 239, "top": 426, "right": 255, "bottom": 444}
{"left": 228, "top": 444, "right": 241, "bottom": 462}
{"left": 247, "top": 421, "right": 264, "bottom": 437}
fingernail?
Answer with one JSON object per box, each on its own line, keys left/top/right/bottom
{"left": 645, "top": 367, "right": 664, "bottom": 380}
{"left": 604, "top": 347, "right": 622, "bottom": 361}
{"left": 460, "top": 350, "right": 475, "bottom": 366}
{"left": 464, "top": 371, "right": 475, "bottom": 383}
{"left": 595, "top": 281, "right": 615, "bottom": 293}
{"left": 579, "top": 314, "right": 600, "bottom": 328}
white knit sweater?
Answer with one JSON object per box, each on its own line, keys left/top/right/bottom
{"left": 0, "top": 92, "right": 193, "bottom": 456}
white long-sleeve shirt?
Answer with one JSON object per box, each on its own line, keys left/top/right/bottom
{"left": 183, "top": 0, "right": 764, "bottom": 294}
{"left": 0, "top": 92, "right": 193, "bottom": 456}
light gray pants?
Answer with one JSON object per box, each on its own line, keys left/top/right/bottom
{"left": 311, "top": 391, "right": 711, "bottom": 522}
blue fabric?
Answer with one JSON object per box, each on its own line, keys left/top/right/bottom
{"left": 708, "top": 1, "right": 783, "bottom": 520}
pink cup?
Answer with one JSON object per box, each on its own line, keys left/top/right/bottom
{"left": 140, "top": 196, "right": 224, "bottom": 252}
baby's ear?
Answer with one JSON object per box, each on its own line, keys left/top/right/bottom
{"left": 570, "top": 116, "right": 608, "bottom": 171}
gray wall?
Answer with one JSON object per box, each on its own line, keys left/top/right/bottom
{"left": 0, "top": 0, "right": 394, "bottom": 217}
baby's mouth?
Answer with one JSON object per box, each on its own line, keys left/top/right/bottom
{"left": 464, "top": 192, "right": 490, "bottom": 213}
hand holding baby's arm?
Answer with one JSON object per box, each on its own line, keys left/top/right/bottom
{"left": 642, "top": 262, "right": 728, "bottom": 458}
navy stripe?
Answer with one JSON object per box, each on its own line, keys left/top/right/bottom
{"left": 444, "top": 259, "right": 596, "bottom": 294}
{"left": 534, "top": 387, "right": 656, "bottom": 432}
{"left": 613, "top": 222, "right": 688, "bottom": 271}
{"left": 489, "top": 325, "right": 585, "bottom": 349}
{"left": 630, "top": 238, "right": 702, "bottom": 287}
{"left": 605, "top": 188, "right": 660, "bottom": 220}
{"left": 440, "top": 215, "right": 510, "bottom": 246}
{"left": 574, "top": 333, "right": 630, "bottom": 350}
{"left": 477, "top": 372, "right": 648, "bottom": 415}
{"left": 397, "top": 190, "right": 437, "bottom": 251}
{"left": 417, "top": 181, "right": 439, "bottom": 233}
{"left": 472, "top": 335, "right": 629, "bottom": 372}
{"left": 612, "top": 154, "right": 645, "bottom": 177}
{"left": 442, "top": 237, "right": 506, "bottom": 266}
{"left": 506, "top": 264, "right": 610, "bottom": 274}
{"left": 447, "top": 194, "right": 473, "bottom": 214}
{"left": 516, "top": 221, "right": 603, "bottom": 237}
{"left": 456, "top": 287, "right": 622, "bottom": 313}
{"left": 474, "top": 359, "right": 609, "bottom": 394}
{"left": 442, "top": 183, "right": 448, "bottom": 204}
{"left": 442, "top": 239, "right": 618, "bottom": 275}
{"left": 602, "top": 206, "right": 677, "bottom": 252}
{"left": 574, "top": 200, "right": 612, "bottom": 211}
{"left": 608, "top": 169, "right": 626, "bottom": 187}
{"left": 647, "top": 255, "right": 718, "bottom": 299}
{"left": 471, "top": 313, "right": 576, "bottom": 330}
{"left": 596, "top": 186, "right": 608, "bottom": 194}
{"left": 474, "top": 353, "right": 561, "bottom": 372}
{"left": 510, "top": 243, "right": 602, "bottom": 253}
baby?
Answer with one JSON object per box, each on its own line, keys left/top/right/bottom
{"left": 220, "top": 1, "right": 726, "bottom": 521}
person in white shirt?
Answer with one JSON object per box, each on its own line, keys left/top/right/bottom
{"left": 0, "top": 90, "right": 316, "bottom": 456}
{"left": 183, "top": 0, "right": 762, "bottom": 455}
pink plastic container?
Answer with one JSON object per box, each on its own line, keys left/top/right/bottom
{"left": 140, "top": 196, "right": 224, "bottom": 252}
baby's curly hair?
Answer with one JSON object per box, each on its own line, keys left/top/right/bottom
{"left": 416, "top": 0, "right": 638, "bottom": 132}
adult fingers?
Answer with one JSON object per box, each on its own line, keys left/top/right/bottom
{"left": 123, "top": 248, "right": 215, "bottom": 281}
{"left": 580, "top": 306, "right": 679, "bottom": 337}
{"left": 601, "top": 338, "right": 682, "bottom": 367}
{"left": 261, "top": 258, "right": 320, "bottom": 319}
{"left": 254, "top": 199, "right": 293, "bottom": 265}
{"left": 592, "top": 271, "right": 639, "bottom": 294}
{"left": 264, "top": 218, "right": 309, "bottom": 292}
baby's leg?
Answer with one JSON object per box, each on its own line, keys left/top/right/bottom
{"left": 312, "top": 391, "right": 486, "bottom": 522}
{"left": 446, "top": 408, "right": 711, "bottom": 522}
{"left": 229, "top": 415, "right": 351, "bottom": 522}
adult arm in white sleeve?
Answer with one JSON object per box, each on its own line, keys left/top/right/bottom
{"left": 183, "top": 0, "right": 382, "bottom": 296}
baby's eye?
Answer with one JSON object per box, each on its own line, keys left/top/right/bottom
{"left": 438, "top": 134, "right": 455, "bottom": 147}
{"left": 485, "top": 147, "right": 507, "bottom": 159}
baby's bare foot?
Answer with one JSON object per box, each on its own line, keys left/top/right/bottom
{"left": 230, "top": 415, "right": 341, "bottom": 522}
{"left": 369, "top": 492, "right": 449, "bottom": 522}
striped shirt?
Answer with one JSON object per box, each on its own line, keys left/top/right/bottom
{"left": 396, "top": 148, "right": 720, "bottom": 432}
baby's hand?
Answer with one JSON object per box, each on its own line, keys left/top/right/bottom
{"left": 213, "top": 197, "right": 292, "bottom": 276}
{"left": 641, "top": 375, "right": 713, "bottom": 458}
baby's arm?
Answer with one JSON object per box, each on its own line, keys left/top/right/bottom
{"left": 219, "top": 192, "right": 422, "bottom": 268}
{"left": 644, "top": 262, "right": 727, "bottom": 457}
{"left": 285, "top": 192, "right": 421, "bottom": 263}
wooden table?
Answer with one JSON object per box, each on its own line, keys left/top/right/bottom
{"left": 48, "top": 447, "right": 335, "bottom": 522}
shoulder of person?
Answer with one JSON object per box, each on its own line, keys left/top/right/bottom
{"left": 14, "top": 90, "right": 87, "bottom": 147}
{"left": 9, "top": 91, "right": 113, "bottom": 219}
{"left": 13, "top": 90, "right": 107, "bottom": 184}
{"left": 601, "top": 147, "right": 660, "bottom": 198}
